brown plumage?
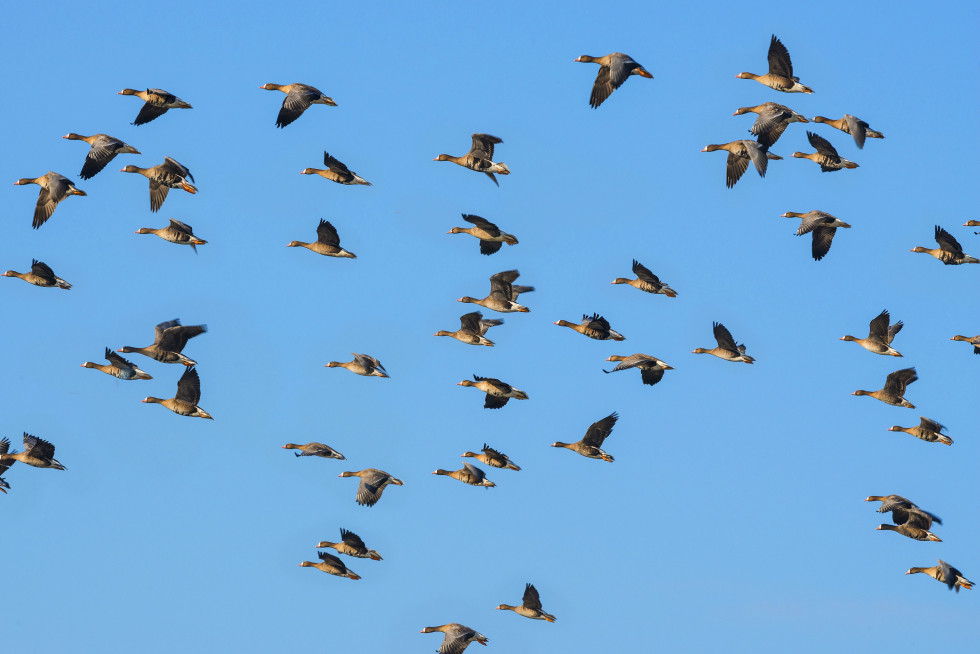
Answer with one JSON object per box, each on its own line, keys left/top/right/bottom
{"left": 781, "top": 210, "right": 852, "bottom": 261}
{"left": 457, "top": 375, "right": 528, "bottom": 409}
{"left": 315, "top": 528, "right": 382, "bottom": 560}
{"left": 554, "top": 313, "right": 625, "bottom": 341}
{"left": 692, "top": 322, "right": 755, "bottom": 363}
{"left": 141, "top": 366, "right": 213, "bottom": 419}
{"left": 573, "top": 52, "right": 652, "bottom": 108}
{"left": 551, "top": 412, "right": 618, "bottom": 462}
{"left": 732, "top": 103, "right": 808, "bottom": 147}
{"left": 432, "top": 462, "right": 495, "bottom": 488}
{"left": 812, "top": 115, "right": 884, "bottom": 149}
{"left": 950, "top": 334, "right": 980, "bottom": 355}
{"left": 135, "top": 219, "right": 207, "bottom": 252}
{"left": 0, "top": 433, "right": 66, "bottom": 470}
{"left": 259, "top": 83, "right": 337, "bottom": 127}
{"left": 287, "top": 219, "right": 355, "bottom": 258}
{"left": 324, "top": 353, "right": 388, "bottom": 377}
{"left": 852, "top": 368, "right": 917, "bottom": 408}
{"left": 82, "top": 347, "right": 153, "bottom": 380}
{"left": 792, "top": 132, "right": 858, "bottom": 172}
{"left": 448, "top": 214, "right": 518, "bottom": 255}
{"left": 888, "top": 417, "right": 952, "bottom": 445}
{"left": 298, "top": 551, "right": 360, "bottom": 579}
{"left": 121, "top": 157, "right": 197, "bottom": 212}
{"left": 906, "top": 560, "right": 974, "bottom": 592}
{"left": 118, "top": 88, "right": 192, "bottom": 125}
{"left": 300, "top": 152, "right": 371, "bottom": 185}
{"left": 875, "top": 504, "right": 942, "bottom": 542}
{"left": 119, "top": 319, "right": 207, "bottom": 366}
{"left": 13, "top": 173, "right": 86, "bottom": 229}
{"left": 3, "top": 259, "right": 72, "bottom": 289}
{"left": 461, "top": 444, "right": 520, "bottom": 471}
{"left": 435, "top": 312, "right": 503, "bottom": 346}
{"left": 434, "top": 134, "right": 510, "bottom": 186}
{"left": 420, "top": 624, "right": 488, "bottom": 654}
{"left": 910, "top": 226, "right": 979, "bottom": 265}
{"left": 840, "top": 310, "right": 903, "bottom": 357}
{"left": 610, "top": 260, "right": 677, "bottom": 297}
{"left": 63, "top": 133, "right": 141, "bottom": 179}
{"left": 458, "top": 269, "right": 534, "bottom": 313}
{"left": 604, "top": 354, "right": 673, "bottom": 386}
{"left": 337, "top": 469, "right": 403, "bottom": 507}
{"left": 866, "top": 495, "right": 942, "bottom": 526}
{"left": 736, "top": 35, "right": 813, "bottom": 93}
{"left": 282, "top": 442, "right": 345, "bottom": 459}
{"left": 701, "top": 141, "right": 782, "bottom": 188}
{"left": 496, "top": 583, "right": 556, "bottom": 622}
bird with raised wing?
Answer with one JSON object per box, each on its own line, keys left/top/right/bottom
{"left": 82, "top": 347, "right": 152, "bottom": 380}
{"left": 461, "top": 444, "right": 520, "bottom": 471}
{"left": 906, "top": 560, "right": 973, "bottom": 592}
{"left": 552, "top": 412, "right": 618, "bottom": 462}
{"left": 693, "top": 322, "right": 755, "bottom": 363}
{"left": 0, "top": 434, "right": 66, "bottom": 470}
{"left": 435, "top": 312, "right": 503, "bottom": 346}
{"left": 840, "top": 310, "right": 903, "bottom": 357}
{"left": 888, "top": 417, "right": 952, "bottom": 445}
{"left": 448, "top": 214, "right": 518, "bottom": 255}
{"left": 496, "top": 583, "right": 556, "bottom": 622}
{"left": 432, "top": 462, "right": 495, "bottom": 488}
{"left": 736, "top": 35, "right": 813, "bottom": 93}
{"left": 733, "top": 102, "right": 808, "bottom": 147}
{"left": 316, "top": 528, "right": 382, "bottom": 560}
{"left": 611, "top": 260, "right": 676, "bottom": 297}
{"left": 604, "top": 354, "right": 673, "bottom": 386}
{"left": 325, "top": 353, "right": 388, "bottom": 377}
{"left": 457, "top": 375, "right": 528, "bottom": 409}
{"left": 852, "top": 368, "right": 917, "bottom": 408}
{"left": 911, "top": 226, "right": 979, "bottom": 265}
{"left": 300, "top": 152, "right": 371, "bottom": 185}
{"left": 793, "top": 132, "right": 858, "bottom": 172}
{"left": 119, "top": 319, "right": 207, "bottom": 366}
{"left": 141, "top": 366, "right": 213, "bottom": 419}
{"left": 458, "top": 269, "right": 533, "bottom": 313}
{"left": 554, "top": 313, "right": 625, "bottom": 341}
{"left": 287, "top": 219, "right": 356, "bottom": 258}
{"left": 298, "top": 551, "right": 360, "bottom": 579}
{"left": 3, "top": 260, "right": 72, "bottom": 289}
{"left": 135, "top": 219, "right": 207, "bottom": 252}
{"left": 434, "top": 134, "right": 510, "bottom": 186}
{"left": 121, "top": 157, "right": 197, "bottom": 212}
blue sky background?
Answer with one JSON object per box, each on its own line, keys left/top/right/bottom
{"left": 2, "top": 2, "right": 978, "bottom": 652}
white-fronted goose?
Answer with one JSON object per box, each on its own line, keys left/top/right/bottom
{"left": 118, "top": 88, "right": 192, "bottom": 125}
{"left": 316, "top": 528, "right": 382, "bottom": 560}
{"left": 906, "top": 560, "right": 974, "bottom": 592}
{"left": 337, "top": 469, "right": 403, "bottom": 507}
{"left": 965, "top": 219, "right": 980, "bottom": 234}
{"left": 554, "top": 313, "right": 625, "bottom": 341}
{"left": 781, "top": 210, "right": 851, "bottom": 260}
{"left": 121, "top": 157, "right": 197, "bottom": 212}
{"left": 420, "top": 624, "right": 488, "bottom": 654}
{"left": 435, "top": 312, "right": 503, "bottom": 346}
{"left": 300, "top": 151, "right": 371, "bottom": 185}
{"left": 136, "top": 219, "right": 207, "bottom": 252}
{"left": 911, "top": 226, "right": 979, "bottom": 265}
{"left": 692, "top": 322, "right": 755, "bottom": 363}
{"left": 325, "top": 353, "right": 388, "bottom": 377}
{"left": 3, "top": 259, "right": 71, "bottom": 289}
{"left": 287, "top": 219, "right": 355, "bottom": 258}
{"left": 866, "top": 495, "right": 942, "bottom": 526}
{"left": 259, "top": 83, "right": 336, "bottom": 127}
{"left": 298, "top": 551, "right": 360, "bottom": 580}
{"left": 701, "top": 141, "right": 781, "bottom": 188}
{"left": 82, "top": 347, "right": 152, "bottom": 380}
{"left": 0, "top": 434, "right": 66, "bottom": 470}
{"left": 434, "top": 134, "right": 510, "bottom": 186}
{"left": 458, "top": 269, "right": 533, "bottom": 313}
{"left": 282, "top": 442, "right": 345, "bottom": 459}
{"left": 574, "top": 53, "right": 652, "bottom": 108}
{"left": 736, "top": 35, "right": 813, "bottom": 93}
{"left": 812, "top": 115, "right": 883, "bottom": 148}
{"left": 119, "top": 319, "right": 207, "bottom": 366}
{"left": 875, "top": 505, "right": 942, "bottom": 542}
{"left": 63, "top": 133, "right": 141, "bottom": 179}
{"left": 611, "top": 260, "right": 676, "bottom": 297}
{"left": 852, "top": 368, "right": 917, "bottom": 408}
{"left": 841, "top": 310, "right": 903, "bottom": 357}
{"left": 433, "top": 462, "right": 495, "bottom": 488}
{"left": 793, "top": 132, "right": 858, "bottom": 172}
{"left": 448, "top": 214, "right": 518, "bottom": 255}
{"left": 496, "top": 583, "right": 556, "bottom": 622}
{"left": 141, "top": 366, "right": 213, "bottom": 419}
{"left": 457, "top": 375, "right": 528, "bottom": 409}
{"left": 733, "top": 103, "right": 808, "bottom": 147}
{"left": 950, "top": 334, "right": 980, "bottom": 354}
{"left": 552, "top": 412, "right": 618, "bottom": 462}
{"left": 604, "top": 354, "right": 673, "bottom": 386}
{"left": 888, "top": 417, "right": 952, "bottom": 445}
{"left": 461, "top": 444, "right": 520, "bottom": 471}
{"left": 13, "top": 173, "right": 86, "bottom": 229}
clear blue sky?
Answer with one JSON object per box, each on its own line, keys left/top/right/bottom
{"left": 2, "top": 2, "right": 978, "bottom": 652}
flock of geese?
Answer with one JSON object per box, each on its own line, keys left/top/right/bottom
{"left": 4, "top": 31, "right": 976, "bottom": 652}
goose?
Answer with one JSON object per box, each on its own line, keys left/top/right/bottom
{"left": 0, "top": 433, "right": 66, "bottom": 470}
{"left": 300, "top": 151, "right": 371, "bottom": 185}
{"left": 692, "top": 322, "right": 755, "bottom": 363}
{"left": 457, "top": 375, "right": 528, "bottom": 409}
{"left": 3, "top": 260, "right": 71, "bottom": 289}
{"left": 875, "top": 506, "right": 942, "bottom": 542}
{"left": 448, "top": 214, "right": 518, "bottom": 255}
{"left": 420, "top": 624, "right": 488, "bottom": 653}
{"left": 337, "top": 469, "right": 403, "bottom": 507}
{"left": 812, "top": 115, "right": 884, "bottom": 148}
{"left": 435, "top": 312, "right": 503, "bottom": 346}
{"left": 573, "top": 53, "right": 652, "bottom": 108}
{"left": 793, "top": 132, "right": 858, "bottom": 172}
{"left": 135, "top": 219, "right": 207, "bottom": 252}
{"left": 852, "top": 368, "right": 917, "bottom": 408}
{"left": 298, "top": 551, "right": 360, "bottom": 580}
{"left": 611, "top": 260, "right": 676, "bottom": 297}
{"left": 865, "top": 495, "right": 942, "bottom": 526}
{"left": 888, "top": 417, "right": 952, "bottom": 445}
{"left": 315, "top": 528, "right": 382, "bottom": 560}
{"left": 13, "top": 173, "right": 86, "bottom": 229}
{"left": 324, "top": 353, "right": 388, "bottom": 377}
{"left": 552, "top": 412, "right": 618, "bottom": 462}
{"left": 119, "top": 319, "right": 207, "bottom": 366}
{"left": 259, "top": 83, "right": 336, "bottom": 127}
{"left": 554, "top": 313, "right": 625, "bottom": 341}
{"left": 141, "top": 366, "right": 213, "bottom": 419}
{"left": 496, "top": 583, "right": 556, "bottom": 622}
{"left": 910, "top": 226, "right": 979, "bottom": 265}
{"left": 701, "top": 141, "right": 781, "bottom": 188}
{"left": 781, "top": 210, "right": 851, "bottom": 260}
{"left": 461, "top": 444, "right": 520, "bottom": 471}
{"left": 82, "top": 347, "right": 152, "bottom": 380}
{"left": 434, "top": 134, "right": 509, "bottom": 186}
{"left": 118, "top": 88, "right": 192, "bottom": 125}
{"left": 736, "top": 35, "right": 813, "bottom": 93}
{"left": 950, "top": 334, "right": 980, "bottom": 354}
{"left": 603, "top": 354, "right": 673, "bottom": 386}
{"left": 432, "top": 462, "right": 495, "bottom": 488}
{"left": 287, "top": 219, "right": 356, "bottom": 258}
{"left": 732, "top": 102, "right": 808, "bottom": 147}
{"left": 840, "top": 310, "right": 903, "bottom": 357}
{"left": 906, "top": 560, "right": 974, "bottom": 592}
{"left": 63, "top": 133, "right": 140, "bottom": 179}
{"left": 281, "top": 442, "right": 345, "bottom": 459}
{"left": 120, "top": 157, "right": 197, "bottom": 212}
{"left": 458, "top": 269, "right": 533, "bottom": 313}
